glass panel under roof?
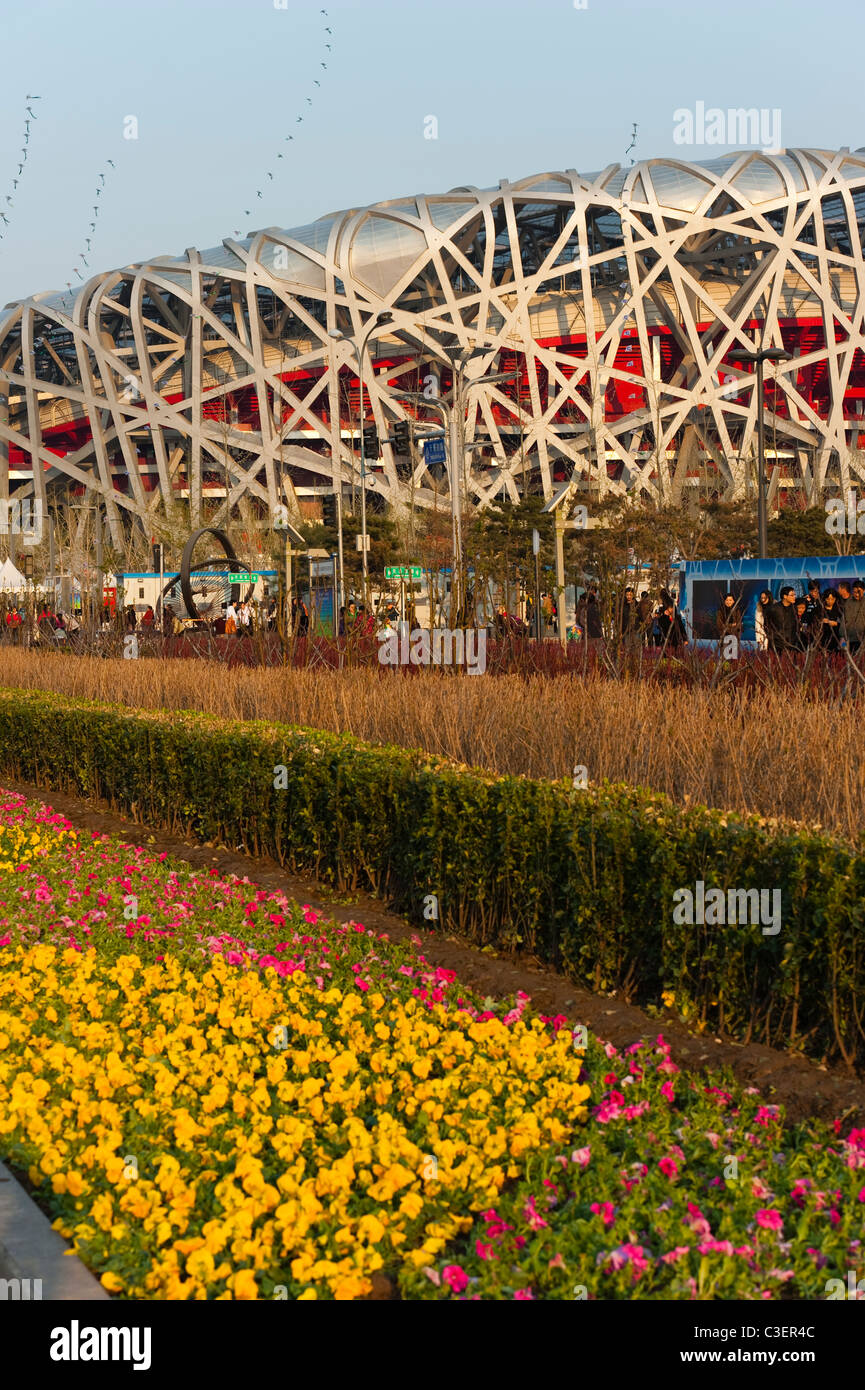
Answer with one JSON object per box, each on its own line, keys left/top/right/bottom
{"left": 730, "top": 159, "right": 787, "bottom": 203}
{"left": 521, "top": 177, "right": 571, "bottom": 193}
{"left": 258, "top": 240, "right": 326, "bottom": 290}
{"left": 350, "top": 216, "right": 428, "bottom": 297}
{"left": 196, "top": 243, "right": 247, "bottom": 272}
{"left": 646, "top": 164, "right": 714, "bottom": 212}
{"left": 772, "top": 156, "right": 808, "bottom": 193}
{"left": 427, "top": 200, "right": 478, "bottom": 230}
{"left": 840, "top": 159, "right": 865, "bottom": 184}
{"left": 281, "top": 217, "right": 336, "bottom": 256}
{"left": 380, "top": 200, "right": 419, "bottom": 218}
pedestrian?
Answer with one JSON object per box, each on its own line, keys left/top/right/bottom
{"left": 584, "top": 591, "right": 603, "bottom": 641}
{"left": 224, "top": 600, "right": 238, "bottom": 636}
{"left": 768, "top": 586, "right": 798, "bottom": 652}
{"left": 819, "top": 588, "right": 843, "bottom": 651}
{"left": 619, "top": 586, "right": 638, "bottom": 643}
{"left": 656, "top": 598, "right": 686, "bottom": 649}
{"left": 637, "top": 589, "right": 654, "bottom": 645}
{"left": 842, "top": 578, "right": 865, "bottom": 652}
{"left": 716, "top": 592, "right": 742, "bottom": 640}
{"left": 755, "top": 589, "right": 774, "bottom": 651}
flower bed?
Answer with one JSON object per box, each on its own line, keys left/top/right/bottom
{"left": 0, "top": 686, "right": 863, "bottom": 1067}
{"left": 0, "top": 791, "right": 862, "bottom": 1300}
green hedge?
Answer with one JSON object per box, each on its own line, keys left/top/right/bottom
{"left": 0, "top": 686, "right": 862, "bottom": 1069}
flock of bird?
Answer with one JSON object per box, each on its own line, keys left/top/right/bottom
{"left": 66, "top": 157, "right": 117, "bottom": 299}
{"left": 2, "top": 6, "right": 335, "bottom": 308}
{"left": 233, "top": 8, "right": 334, "bottom": 239}
{"left": 0, "top": 95, "right": 41, "bottom": 244}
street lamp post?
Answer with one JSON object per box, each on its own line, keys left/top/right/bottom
{"left": 384, "top": 365, "right": 518, "bottom": 625}
{"left": 328, "top": 311, "right": 393, "bottom": 600}
{"left": 729, "top": 346, "right": 792, "bottom": 558}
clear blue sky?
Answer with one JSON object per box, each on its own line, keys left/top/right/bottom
{"left": 1, "top": 0, "right": 862, "bottom": 307}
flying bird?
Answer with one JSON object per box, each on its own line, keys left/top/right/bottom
{"left": 107, "top": 159, "right": 115, "bottom": 168}
{"left": 306, "top": 97, "right": 312, "bottom": 105}
{"left": 267, "top": 172, "right": 273, "bottom": 179}
{"left": 257, "top": 191, "right": 263, "bottom": 198}
{"left": 325, "top": 26, "right": 332, "bottom": 33}
{"left": 314, "top": 80, "right": 320, "bottom": 87}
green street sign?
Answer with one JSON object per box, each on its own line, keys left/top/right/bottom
{"left": 229, "top": 572, "right": 261, "bottom": 583}
{"left": 384, "top": 564, "right": 422, "bottom": 581}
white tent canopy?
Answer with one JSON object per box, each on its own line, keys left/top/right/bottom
{"left": 0, "top": 557, "right": 26, "bottom": 591}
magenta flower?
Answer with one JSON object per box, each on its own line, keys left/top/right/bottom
{"left": 590, "top": 1201, "right": 616, "bottom": 1228}
{"left": 659, "top": 1156, "right": 679, "bottom": 1179}
{"left": 442, "top": 1265, "right": 468, "bottom": 1293}
{"left": 755, "top": 1208, "right": 783, "bottom": 1232}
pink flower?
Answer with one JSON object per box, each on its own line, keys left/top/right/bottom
{"left": 523, "top": 1196, "right": 549, "bottom": 1230}
{"left": 698, "top": 1239, "right": 734, "bottom": 1257}
{"left": 475, "top": 1240, "right": 495, "bottom": 1261}
{"left": 571, "top": 1147, "right": 591, "bottom": 1168}
{"left": 659, "top": 1157, "right": 679, "bottom": 1179}
{"left": 513, "top": 1288, "right": 534, "bottom": 1300}
{"left": 660, "top": 1245, "right": 690, "bottom": 1265}
{"left": 422, "top": 1267, "right": 441, "bottom": 1286}
{"left": 755, "top": 1208, "right": 783, "bottom": 1232}
{"left": 548, "top": 1253, "right": 566, "bottom": 1271}
{"left": 442, "top": 1265, "right": 468, "bottom": 1293}
{"left": 590, "top": 1201, "right": 616, "bottom": 1228}
{"left": 660, "top": 1080, "right": 675, "bottom": 1103}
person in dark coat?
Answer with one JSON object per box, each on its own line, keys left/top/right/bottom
{"left": 803, "top": 579, "right": 823, "bottom": 629}
{"left": 656, "top": 599, "right": 686, "bottom": 649}
{"left": 768, "top": 586, "right": 798, "bottom": 651}
{"left": 619, "top": 586, "right": 639, "bottom": 643}
{"left": 841, "top": 579, "right": 865, "bottom": 652}
{"left": 716, "top": 592, "right": 743, "bottom": 640}
{"left": 793, "top": 597, "right": 813, "bottom": 649}
{"left": 819, "top": 588, "right": 843, "bottom": 651}
{"left": 584, "top": 592, "right": 603, "bottom": 640}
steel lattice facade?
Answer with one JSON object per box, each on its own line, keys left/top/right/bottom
{"left": 2, "top": 146, "right": 865, "bottom": 545}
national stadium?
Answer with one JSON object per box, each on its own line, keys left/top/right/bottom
{"left": 1, "top": 145, "right": 864, "bottom": 545}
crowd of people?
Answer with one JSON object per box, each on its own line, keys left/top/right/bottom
{"left": 743, "top": 578, "right": 865, "bottom": 653}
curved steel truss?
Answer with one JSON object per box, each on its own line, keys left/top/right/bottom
{"left": 3, "top": 145, "right": 865, "bottom": 544}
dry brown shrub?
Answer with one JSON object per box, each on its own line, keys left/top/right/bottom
{"left": 1, "top": 651, "right": 862, "bottom": 841}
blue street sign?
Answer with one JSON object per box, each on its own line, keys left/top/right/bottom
{"left": 423, "top": 437, "right": 446, "bottom": 466}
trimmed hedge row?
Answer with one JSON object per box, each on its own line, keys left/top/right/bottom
{"left": 0, "top": 686, "right": 862, "bottom": 1069}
